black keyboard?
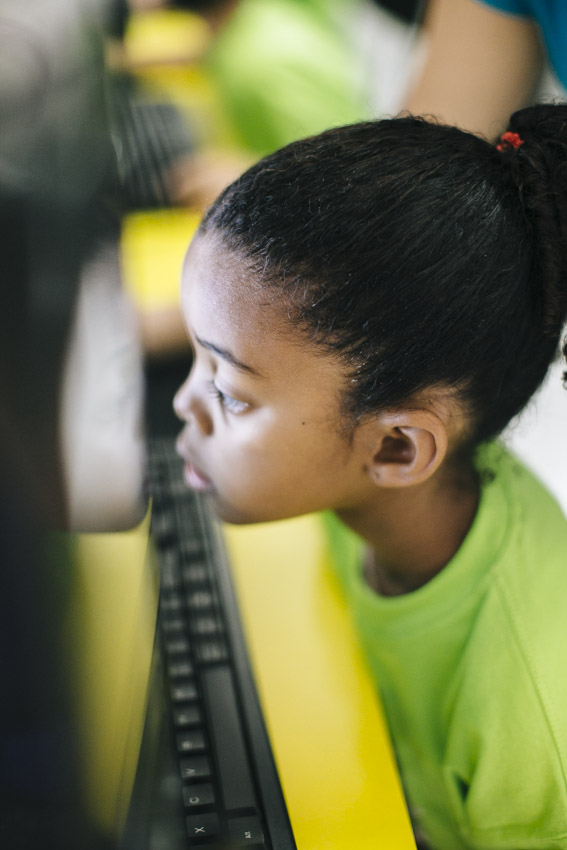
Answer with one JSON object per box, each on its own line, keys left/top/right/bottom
{"left": 147, "top": 438, "right": 296, "bottom": 850}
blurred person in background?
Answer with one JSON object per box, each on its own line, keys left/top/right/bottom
{"left": 133, "top": 0, "right": 376, "bottom": 209}
{"left": 405, "top": 0, "right": 566, "bottom": 138}
{"left": 200, "top": 0, "right": 371, "bottom": 153}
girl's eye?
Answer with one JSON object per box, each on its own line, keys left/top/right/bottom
{"left": 208, "top": 382, "right": 250, "bottom": 415}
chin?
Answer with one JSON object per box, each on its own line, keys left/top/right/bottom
{"left": 211, "top": 495, "right": 271, "bottom": 526}
{"left": 212, "top": 492, "right": 306, "bottom": 526}
{"left": 213, "top": 506, "right": 258, "bottom": 526}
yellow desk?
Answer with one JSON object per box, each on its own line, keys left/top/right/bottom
{"left": 224, "top": 515, "right": 416, "bottom": 850}
{"left": 66, "top": 512, "right": 159, "bottom": 838}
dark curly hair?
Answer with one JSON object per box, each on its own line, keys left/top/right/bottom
{"left": 200, "top": 104, "right": 567, "bottom": 454}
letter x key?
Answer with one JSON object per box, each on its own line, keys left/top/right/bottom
{"left": 186, "top": 813, "right": 220, "bottom": 840}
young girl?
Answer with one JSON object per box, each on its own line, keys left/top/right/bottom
{"left": 173, "top": 104, "right": 567, "bottom": 849}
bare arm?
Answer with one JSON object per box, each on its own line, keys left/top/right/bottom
{"left": 405, "top": 0, "right": 543, "bottom": 139}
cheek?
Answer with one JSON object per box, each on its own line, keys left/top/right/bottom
{"left": 213, "top": 438, "right": 285, "bottom": 489}
{"left": 212, "top": 424, "right": 333, "bottom": 501}
{"left": 207, "top": 422, "right": 364, "bottom": 524}
{"left": 205, "top": 419, "right": 286, "bottom": 481}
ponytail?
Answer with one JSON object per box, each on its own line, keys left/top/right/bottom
{"left": 496, "top": 105, "right": 567, "bottom": 348}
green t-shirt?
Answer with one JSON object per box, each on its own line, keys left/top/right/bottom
{"left": 205, "top": 0, "right": 371, "bottom": 157}
{"left": 324, "top": 444, "right": 567, "bottom": 849}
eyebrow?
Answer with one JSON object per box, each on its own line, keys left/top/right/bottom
{"left": 195, "top": 336, "right": 264, "bottom": 377}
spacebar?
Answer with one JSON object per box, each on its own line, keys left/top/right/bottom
{"left": 201, "top": 665, "right": 257, "bottom": 811}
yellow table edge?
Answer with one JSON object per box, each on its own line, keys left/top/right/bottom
{"left": 224, "top": 514, "right": 416, "bottom": 850}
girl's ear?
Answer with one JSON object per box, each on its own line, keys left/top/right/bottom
{"left": 366, "top": 410, "right": 449, "bottom": 488}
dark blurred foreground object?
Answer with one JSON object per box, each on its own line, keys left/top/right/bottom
{"left": 0, "top": 1, "right": 133, "bottom": 846}
{"left": 0, "top": 448, "right": 113, "bottom": 850}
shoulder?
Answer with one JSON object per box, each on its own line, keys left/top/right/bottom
{"left": 444, "top": 449, "right": 567, "bottom": 841}
{"left": 476, "top": 445, "right": 567, "bottom": 679}
{"left": 483, "top": 444, "right": 567, "bottom": 601}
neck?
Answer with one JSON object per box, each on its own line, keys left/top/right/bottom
{"left": 336, "top": 464, "right": 479, "bottom": 596}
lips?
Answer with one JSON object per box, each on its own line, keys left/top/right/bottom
{"left": 183, "top": 460, "right": 213, "bottom": 492}
{"left": 176, "top": 437, "right": 213, "bottom": 493}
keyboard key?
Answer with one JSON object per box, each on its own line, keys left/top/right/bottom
{"left": 151, "top": 510, "right": 175, "bottom": 538}
{"left": 173, "top": 705, "right": 202, "bottom": 727}
{"left": 160, "top": 595, "right": 184, "bottom": 613}
{"left": 177, "top": 730, "right": 206, "bottom": 753}
{"left": 187, "top": 589, "right": 215, "bottom": 610}
{"left": 180, "top": 755, "right": 211, "bottom": 781}
{"left": 160, "top": 573, "right": 182, "bottom": 592}
{"left": 181, "top": 563, "right": 209, "bottom": 584}
{"left": 186, "top": 813, "right": 220, "bottom": 841}
{"left": 179, "top": 556, "right": 211, "bottom": 589}
{"left": 228, "top": 816, "right": 265, "bottom": 846}
{"left": 171, "top": 680, "right": 198, "bottom": 702}
{"left": 191, "top": 615, "right": 222, "bottom": 636}
{"left": 195, "top": 639, "right": 228, "bottom": 664}
{"left": 201, "top": 666, "right": 257, "bottom": 811}
{"left": 168, "top": 659, "right": 194, "bottom": 678}
{"left": 182, "top": 783, "right": 215, "bottom": 808}
{"left": 159, "top": 550, "right": 182, "bottom": 590}
{"left": 158, "top": 538, "right": 179, "bottom": 560}
{"left": 165, "top": 637, "right": 191, "bottom": 655}
{"left": 162, "top": 617, "right": 186, "bottom": 633}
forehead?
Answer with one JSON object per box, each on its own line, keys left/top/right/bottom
{"left": 181, "top": 231, "right": 347, "bottom": 393}
{"left": 182, "top": 231, "right": 308, "bottom": 383}
{"left": 181, "top": 231, "right": 275, "bottom": 348}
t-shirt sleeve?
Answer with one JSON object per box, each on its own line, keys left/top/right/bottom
{"left": 442, "top": 593, "right": 567, "bottom": 848}
{"left": 475, "top": 0, "right": 531, "bottom": 16}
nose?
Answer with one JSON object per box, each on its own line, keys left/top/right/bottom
{"left": 173, "top": 370, "right": 214, "bottom": 436}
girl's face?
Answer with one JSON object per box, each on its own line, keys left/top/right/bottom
{"left": 174, "top": 232, "right": 379, "bottom": 524}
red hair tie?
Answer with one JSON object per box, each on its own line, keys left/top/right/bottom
{"left": 496, "top": 131, "right": 524, "bottom": 152}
